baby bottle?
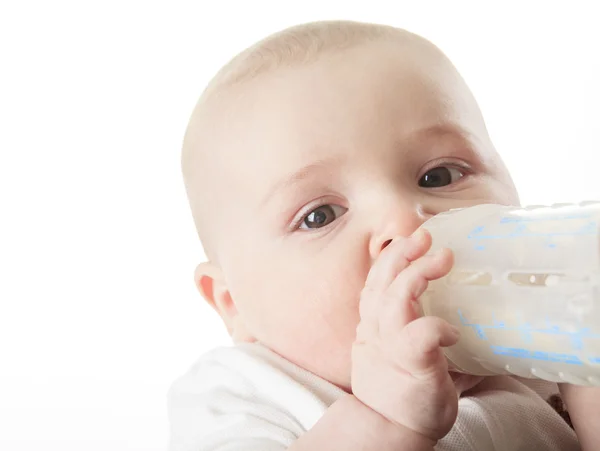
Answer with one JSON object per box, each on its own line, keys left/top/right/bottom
{"left": 419, "top": 201, "right": 600, "bottom": 386}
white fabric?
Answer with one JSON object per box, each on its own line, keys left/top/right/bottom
{"left": 167, "top": 342, "right": 580, "bottom": 451}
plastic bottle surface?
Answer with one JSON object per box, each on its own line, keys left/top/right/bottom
{"left": 419, "top": 202, "right": 600, "bottom": 386}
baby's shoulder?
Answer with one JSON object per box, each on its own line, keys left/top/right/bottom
{"left": 171, "top": 342, "right": 343, "bottom": 402}
{"left": 166, "top": 343, "right": 343, "bottom": 451}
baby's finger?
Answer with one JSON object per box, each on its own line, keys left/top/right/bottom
{"left": 451, "top": 373, "right": 485, "bottom": 396}
{"left": 390, "top": 316, "right": 460, "bottom": 379}
{"left": 364, "top": 228, "right": 432, "bottom": 293}
{"left": 380, "top": 248, "right": 453, "bottom": 330}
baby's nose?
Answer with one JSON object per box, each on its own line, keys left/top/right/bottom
{"left": 369, "top": 204, "right": 433, "bottom": 259}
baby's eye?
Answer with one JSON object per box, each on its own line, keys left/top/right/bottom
{"left": 418, "top": 166, "right": 465, "bottom": 188}
{"left": 299, "top": 204, "right": 347, "bottom": 230}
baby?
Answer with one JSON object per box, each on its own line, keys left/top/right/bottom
{"left": 168, "top": 20, "right": 599, "bottom": 450}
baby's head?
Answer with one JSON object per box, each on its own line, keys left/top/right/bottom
{"left": 182, "top": 20, "right": 519, "bottom": 390}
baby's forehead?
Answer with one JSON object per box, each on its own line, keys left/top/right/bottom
{"left": 224, "top": 56, "right": 474, "bottom": 146}
{"left": 193, "top": 49, "right": 483, "bottom": 192}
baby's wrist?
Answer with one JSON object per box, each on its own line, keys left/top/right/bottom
{"left": 344, "top": 394, "right": 437, "bottom": 450}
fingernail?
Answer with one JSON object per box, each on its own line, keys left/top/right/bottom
{"left": 412, "top": 228, "right": 426, "bottom": 240}
{"left": 432, "top": 248, "right": 445, "bottom": 258}
{"left": 450, "top": 325, "right": 461, "bottom": 337}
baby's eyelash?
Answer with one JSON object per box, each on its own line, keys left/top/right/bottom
{"left": 420, "top": 159, "right": 472, "bottom": 174}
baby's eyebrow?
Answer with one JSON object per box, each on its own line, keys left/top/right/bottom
{"left": 259, "top": 156, "right": 341, "bottom": 209}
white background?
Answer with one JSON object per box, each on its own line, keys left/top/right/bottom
{"left": 1, "top": 1, "right": 599, "bottom": 450}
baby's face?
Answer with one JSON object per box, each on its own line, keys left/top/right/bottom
{"left": 203, "top": 41, "right": 518, "bottom": 390}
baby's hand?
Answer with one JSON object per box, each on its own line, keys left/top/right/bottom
{"left": 559, "top": 383, "right": 600, "bottom": 450}
{"left": 351, "top": 229, "right": 459, "bottom": 444}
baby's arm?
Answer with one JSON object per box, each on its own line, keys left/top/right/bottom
{"left": 288, "top": 393, "right": 435, "bottom": 451}
{"left": 290, "top": 230, "right": 460, "bottom": 451}
{"left": 559, "top": 384, "right": 600, "bottom": 450}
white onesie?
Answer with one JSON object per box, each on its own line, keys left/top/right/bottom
{"left": 167, "top": 342, "right": 580, "bottom": 451}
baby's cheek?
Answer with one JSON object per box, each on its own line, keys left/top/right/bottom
{"left": 295, "top": 261, "right": 365, "bottom": 348}
{"left": 241, "top": 243, "right": 366, "bottom": 387}
{"left": 266, "top": 252, "right": 359, "bottom": 328}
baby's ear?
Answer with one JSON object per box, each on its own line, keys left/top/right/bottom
{"left": 194, "top": 262, "right": 236, "bottom": 333}
{"left": 194, "top": 262, "right": 254, "bottom": 343}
